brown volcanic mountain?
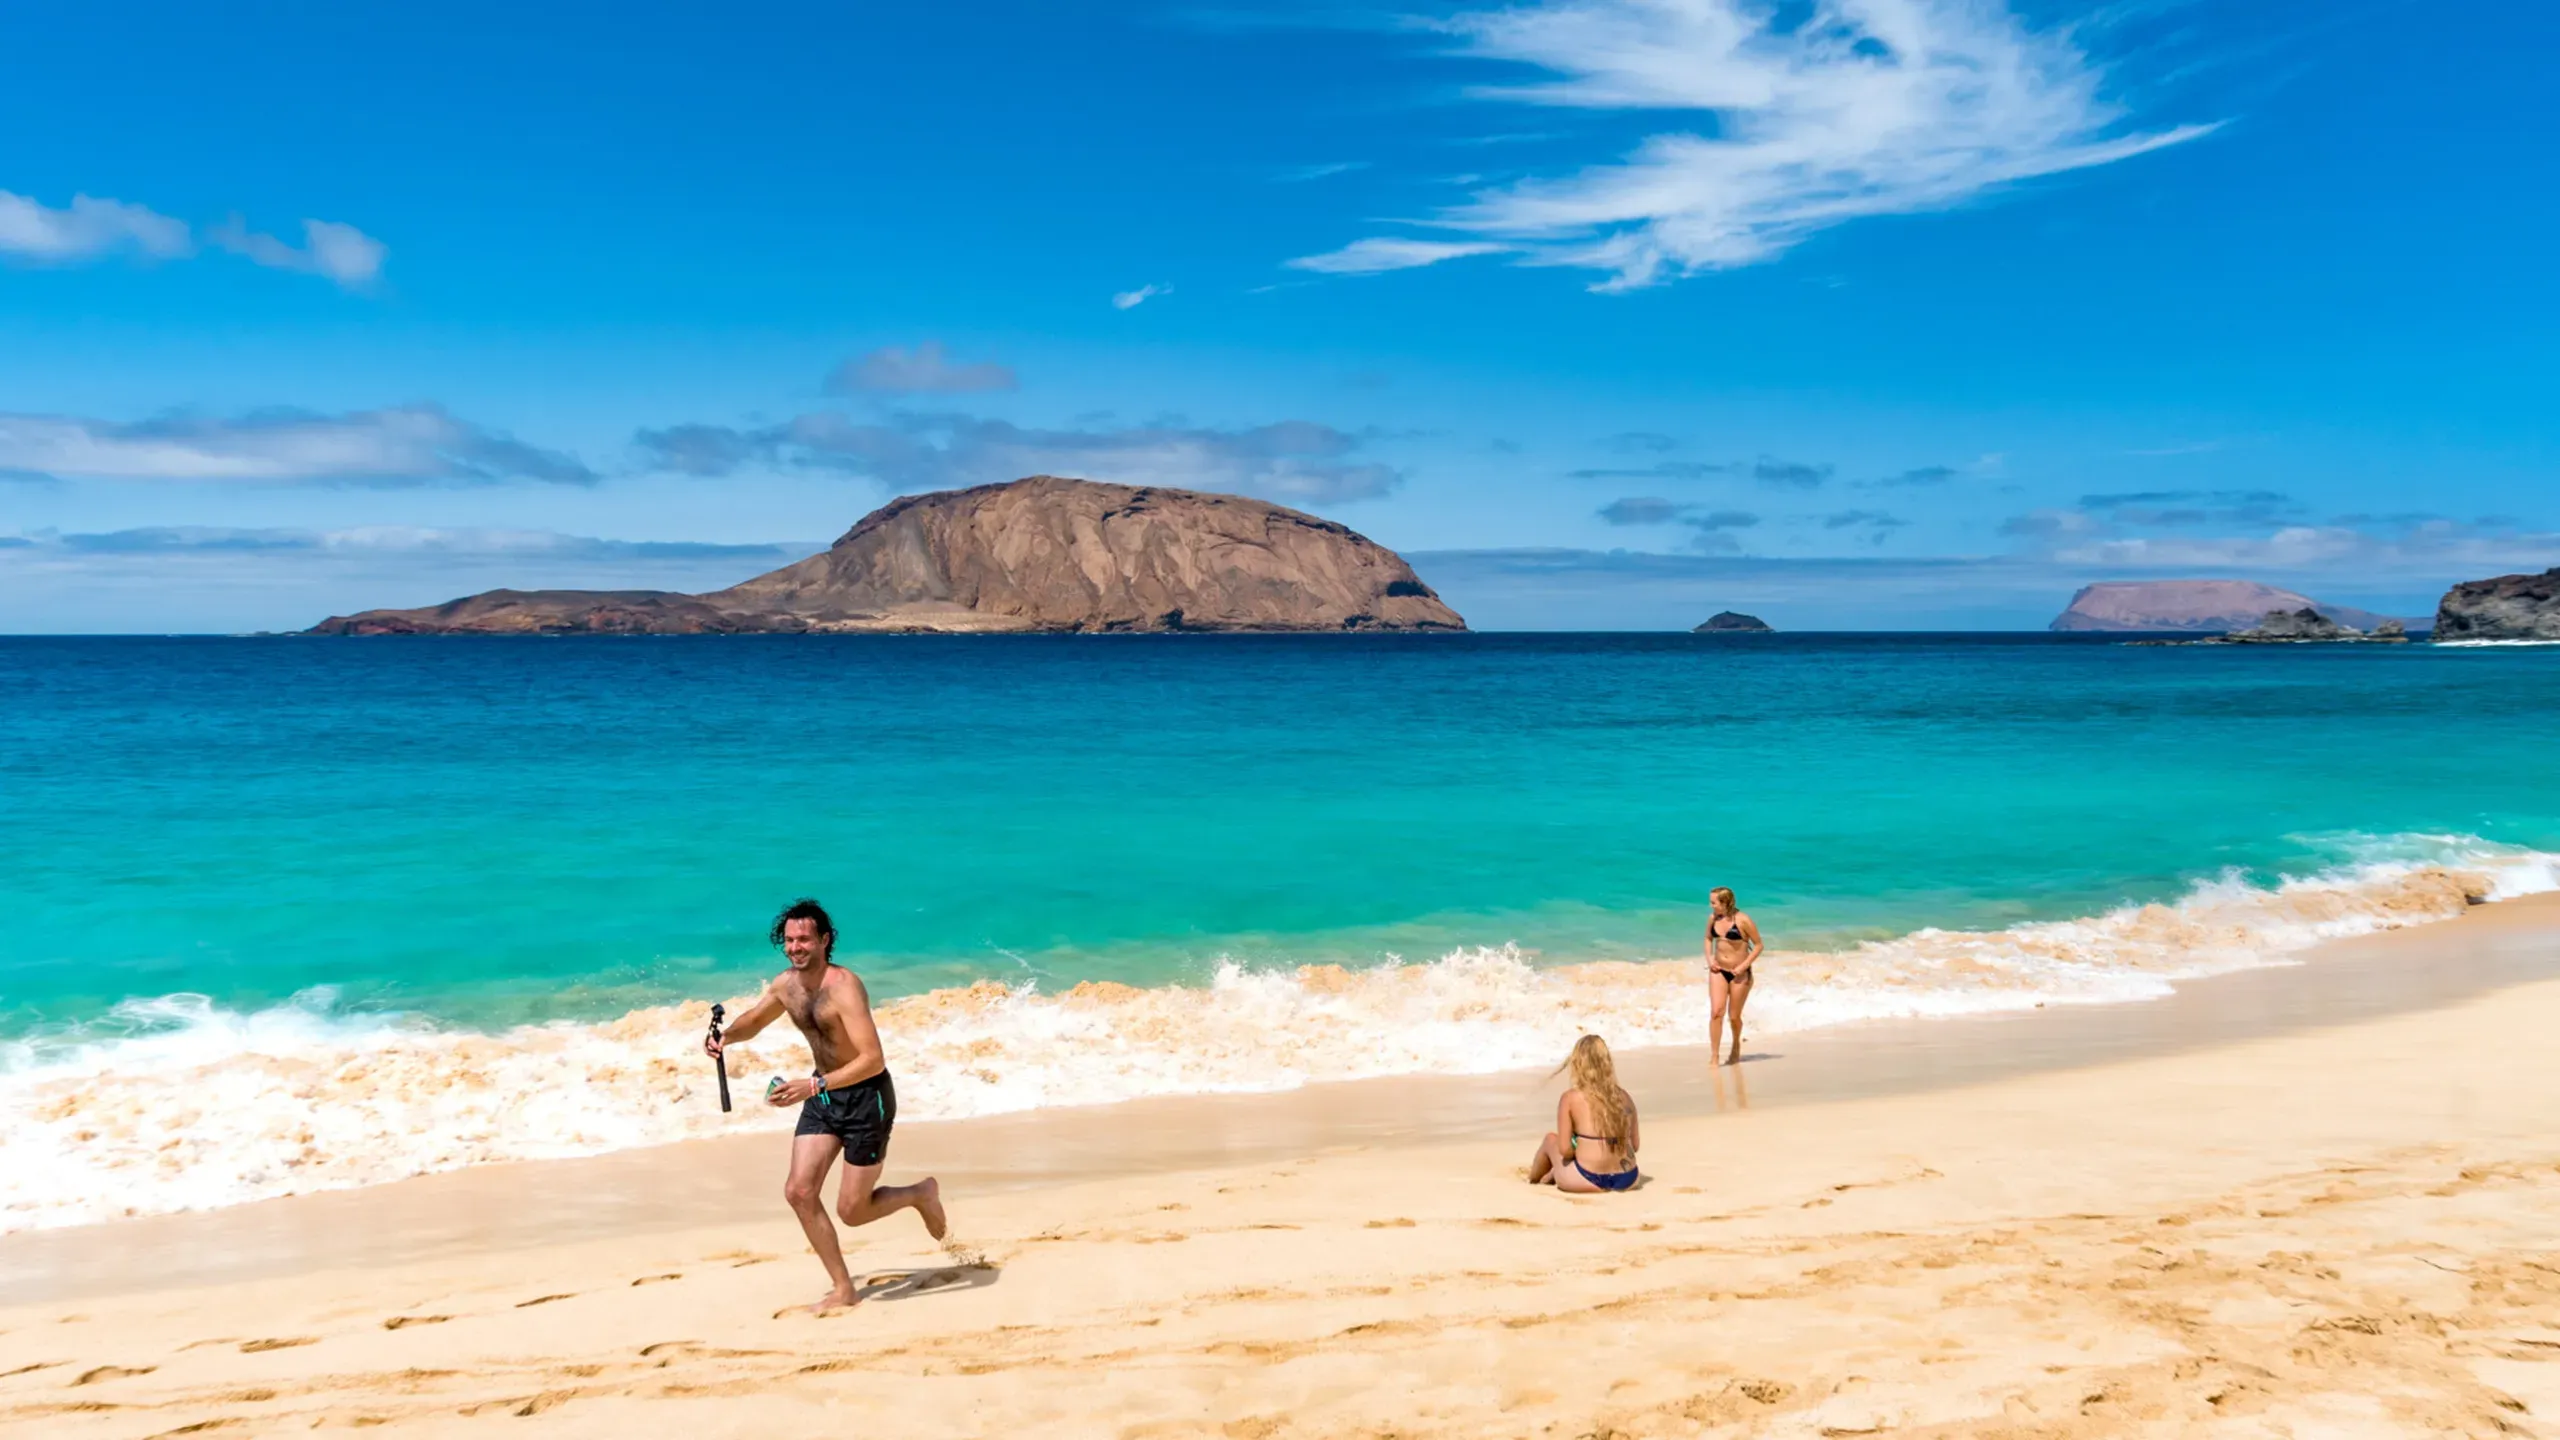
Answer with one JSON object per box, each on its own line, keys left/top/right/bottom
{"left": 309, "top": 476, "right": 1466, "bottom": 635}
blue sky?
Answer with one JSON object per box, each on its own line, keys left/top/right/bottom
{"left": 2, "top": 0, "right": 2554, "bottom": 631}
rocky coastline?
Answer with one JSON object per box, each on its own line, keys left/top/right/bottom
{"left": 2431, "top": 567, "right": 2560, "bottom": 642}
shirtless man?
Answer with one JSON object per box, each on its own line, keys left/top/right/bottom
{"left": 705, "top": 898, "right": 946, "bottom": 1312}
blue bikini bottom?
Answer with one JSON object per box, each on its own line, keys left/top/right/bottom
{"left": 1574, "top": 1161, "right": 1638, "bottom": 1192}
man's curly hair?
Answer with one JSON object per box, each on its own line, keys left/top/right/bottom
{"left": 769, "top": 898, "right": 836, "bottom": 954}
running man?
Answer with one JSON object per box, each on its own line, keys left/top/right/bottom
{"left": 705, "top": 898, "right": 946, "bottom": 1312}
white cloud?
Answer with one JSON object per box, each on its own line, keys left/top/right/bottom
{"left": 0, "top": 526, "right": 824, "bottom": 633}
{"left": 1298, "top": 0, "right": 2215, "bottom": 290}
{"left": 1275, "top": 161, "right": 1372, "bottom": 183}
{"left": 1112, "top": 283, "right": 1170, "bottom": 309}
{"left": 0, "top": 190, "right": 191, "bottom": 262}
{"left": 2048, "top": 524, "right": 2560, "bottom": 576}
{"left": 825, "top": 341, "right": 1018, "bottom": 395}
{"left": 209, "top": 216, "right": 388, "bottom": 289}
{"left": 0, "top": 405, "right": 592, "bottom": 486}
{"left": 5, "top": 524, "right": 802, "bottom": 562}
{"left": 1287, "top": 237, "right": 1509, "bottom": 275}
{"left": 634, "top": 411, "right": 1404, "bottom": 505}
{"left": 0, "top": 189, "right": 384, "bottom": 287}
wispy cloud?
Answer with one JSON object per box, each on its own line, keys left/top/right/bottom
{"left": 1594, "top": 495, "right": 1760, "bottom": 551}
{"left": 1292, "top": 0, "right": 2216, "bottom": 290}
{"left": 824, "top": 341, "right": 1018, "bottom": 396}
{"left": 207, "top": 217, "right": 387, "bottom": 289}
{"left": 1752, "top": 456, "right": 1833, "bottom": 488}
{"left": 1869, "top": 464, "right": 1959, "bottom": 487}
{"left": 634, "top": 410, "right": 1403, "bottom": 505}
{"left": 0, "top": 406, "right": 592, "bottom": 486}
{"left": 1820, "top": 507, "right": 1909, "bottom": 543}
{"left": 1596, "top": 495, "right": 1690, "bottom": 525}
{"left": 1, "top": 189, "right": 382, "bottom": 288}
{"left": 0, "top": 525, "right": 825, "bottom": 633}
{"left": 1601, "top": 430, "right": 1680, "bottom": 454}
{"left": 1112, "top": 283, "right": 1171, "bottom": 309}
{"left": 2074, "top": 488, "right": 2296, "bottom": 527}
{"left": 2000, "top": 501, "right": 2560, "bottom": 579}
{"left": 1568, "top": 459, "right": 1732, "bottom": 480}
{"left": 4, "top": 525, "right": 799, "bottom": 562}
{"left": 1287, "top": 238, "right": 1506, "bottom": 275}
{"left": 0, "top": 190, "right": 190, "bottom": 262}
{"left": 1275, "top": 161, "right": 1371, "bottom": 183}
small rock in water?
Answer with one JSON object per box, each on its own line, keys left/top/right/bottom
{"left": 1694, "top": 611, "right": 1774, "bottom": 634}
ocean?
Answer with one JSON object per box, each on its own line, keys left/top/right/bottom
{"left": 4, "top": 632, "right": 2556, "bottom": 1231}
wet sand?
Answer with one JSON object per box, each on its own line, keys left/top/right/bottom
{"left": 3, "top": 895, "right": 2557, "bottom": 1436}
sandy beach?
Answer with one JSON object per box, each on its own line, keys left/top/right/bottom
{"left": 6, "top": 895, "right": 2558, "bottom": 1438}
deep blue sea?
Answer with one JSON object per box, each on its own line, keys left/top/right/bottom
{"left": 4, "top": 633, "right": 2556, "bottom": 1227}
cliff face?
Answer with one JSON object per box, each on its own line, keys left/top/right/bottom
{"left": 2051, "top": 581, "right": 2404, "bottom": 634}
{"left": 2432, "top": 567, "right": 2560, "bottom": 642}
{"left": 308, "top": 477, "right": 1465, "bottom": 636}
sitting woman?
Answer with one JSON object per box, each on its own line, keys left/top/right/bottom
{"left": 1528, "top": 1033, "right": 1641, "bottom": 1193}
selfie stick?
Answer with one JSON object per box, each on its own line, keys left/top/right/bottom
{"left": 709, "top": 1003, "right": 732, "bottom": 1113}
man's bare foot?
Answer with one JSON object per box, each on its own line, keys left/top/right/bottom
{"left": 799, "top": 1283, "right": 858, "bottom": 1315}
{"left": 915, "top": 1176, "right": 948, "bottom": 1241}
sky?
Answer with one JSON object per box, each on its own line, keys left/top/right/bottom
{"left": 2, "top": 0, "right": 2555, "bottom": 632}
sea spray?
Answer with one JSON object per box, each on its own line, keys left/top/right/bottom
{"left": 4, "top": 840, "right": 2551, "bottom": 1234}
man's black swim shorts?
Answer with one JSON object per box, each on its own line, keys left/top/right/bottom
{"left": 795, "top": 1069, "right": 897, "bottom": 1166}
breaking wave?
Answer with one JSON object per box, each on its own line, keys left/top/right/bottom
{"left": 3, "top": 835, "right": 2554, "bottom": 1233}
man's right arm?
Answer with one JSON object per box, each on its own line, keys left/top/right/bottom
{"left": 708, "top": 983, "right": 784, "bottom": 1055}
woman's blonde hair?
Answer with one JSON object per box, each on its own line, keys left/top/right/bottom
{"left": 1556, "top": 1034, "right": 1634, "bottom": 1153}
{"left": 1710, "top": 886, "right": 1737, "bottom": 916}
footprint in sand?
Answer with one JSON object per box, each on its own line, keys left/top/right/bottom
{"left": 72, "top": 1364, "right": 156, "bottom": 1385}
{"left": 0, "top": 1361, "right": 65, "bottom": 1378}
{"left": 381, "top": 1316, "right": 450, "bottom": 1331}
{"left": 238, "top": 1337, "right": 318, "bottom": 1353}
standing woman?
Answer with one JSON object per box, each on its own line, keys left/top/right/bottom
{"left": 1707, "top": 886, "right": 1762, "bottom": 1066}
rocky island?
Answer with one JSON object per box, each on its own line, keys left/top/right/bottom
{"left": 1693, "top": 611, "right": 1773, "bottom": 633}
{"left": 2432, "top": 566, "right": 2560, "bottom": 642}
{"left": 2213, "top": 609, "right": 2407, "bottom": 644}
{"left": 309, "top": 476, "right": 1467, "bottom": 635}
{"left": 2124, "top": 608, "right": 2409, "bottom": 646}
{"left": 2049, "top": 580, "right": 2408, "bottom": 634}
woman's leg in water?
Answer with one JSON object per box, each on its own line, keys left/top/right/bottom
{"left": 1708, "top": 968, "right": 1731, "bottom": 1066}
{"left": 1726, "top": 972, "right": 1755, "bottom": 1063}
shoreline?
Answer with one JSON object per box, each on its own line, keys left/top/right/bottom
{"left": 8, "top": 840, "right": 2546, "bottom": 1238}
{"left": 8, "top": 889, "right": 2556, "bottom": 1307}
{"left": 5, "top": 898, "right": 2558, "bottom": 1435}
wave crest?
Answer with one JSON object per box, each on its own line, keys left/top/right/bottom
{"left": 3, "top": 837, "right": 2551, "bottom": 1233}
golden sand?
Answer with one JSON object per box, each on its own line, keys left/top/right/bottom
{"left": 3, "top": 897, "right": 2557, "bottom": 1437}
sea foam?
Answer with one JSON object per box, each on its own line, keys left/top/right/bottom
{"left": 3, "top": 836, "right": 2553, "bottom": 1233}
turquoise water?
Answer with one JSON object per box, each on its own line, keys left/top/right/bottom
{"left": 6, "top": 633, "right": 2557, "bottom": 1040}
